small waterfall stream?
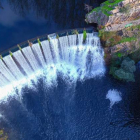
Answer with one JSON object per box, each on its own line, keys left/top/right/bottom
{"left": 0, "top": 31, "right": 105, "bottom": 102}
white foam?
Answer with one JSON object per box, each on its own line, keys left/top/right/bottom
{"left": 0, "top": 33, "right": 105, "bottom": 103}
{"left": 0, "top": 114, "right": 3, "bottom": 118}
{"left": 106, "top": 89, "right": 122, "bottom": 108}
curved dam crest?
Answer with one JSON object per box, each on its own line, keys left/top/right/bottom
{"left": 0, "top": 29, "right": 105, "bottom": 102}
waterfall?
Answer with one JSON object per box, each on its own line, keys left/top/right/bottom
{"left": 0, "top": 31, "right": 105, "bottom": 102}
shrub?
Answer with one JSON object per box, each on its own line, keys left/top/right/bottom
{"left": 119, "top": 5, "right": 130, "bottom": 14}
{"left": 109, "top": 57, "right": 136, "bottom": 82}
{"left": 89, "top": 0, "right": 123, "bottom": 16}
{"left": 114, "top": 68, "right": 135, "bottom": 82}
{"left": 121, "top": 57, "right": 136, "bottom": 73}
{"left": 117, "top": 52, "right": 122, "bottom": 58}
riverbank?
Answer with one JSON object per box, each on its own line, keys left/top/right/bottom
{"left": 86, "top": 0, "right": 140, "bottom": 62}
{"left": 85, "top": 0, "right": 140, "bottom": 81}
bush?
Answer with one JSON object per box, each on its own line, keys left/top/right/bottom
{"left": 117, "top": 52, "right": 122, "bottom": 58}
{"left": 109, "top": 57, "right": 136, "bottom": 82}
{"left": 114, "top": 68, "right": 135, "bottom": 82}
{"left": 121, "top": 57, "right": 136, "bottom": 73}
{"left": 119, "top": 5, "right": 130, "bottom": 14}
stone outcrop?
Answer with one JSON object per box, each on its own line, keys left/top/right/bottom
{"left": 85, "top": 10, "right": 109, "bottom": 26}
{"left": 86, "top": 0, "right": 140, "bottom": 81}
{"left": 86, "top": 0, "right": 140, "bottom": 27}
{"left": 86, "top": 0, "right": 140, "bottom": 64}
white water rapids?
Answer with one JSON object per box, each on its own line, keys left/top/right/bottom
{"left": 0, "top": 32, "right": 105, "bottom": 102}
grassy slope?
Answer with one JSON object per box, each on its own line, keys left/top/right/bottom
{"left": 99, "top": 24, "right": 140, "bottom": 47}
{"left": 89, "top": 0, "right": 123, "bottom": 16}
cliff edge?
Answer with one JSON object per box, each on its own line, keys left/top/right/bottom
{"left": 86, "top": 0, "right": 140, "bottom": 64}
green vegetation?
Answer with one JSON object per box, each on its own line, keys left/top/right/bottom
{"left": 99, "top": 30, "right": 122, "bottom": 47}
{"left": 72, "top": 30, "right": 79, "bottom": 35}
{"left": 0, "top": 55, "right": 3, "bottom": 60}
{"left": 129, "top": 48, "right": 140, "bottom": 63}
{"left": 91, "top": 1, "right": 140, "bottom": 82}
{"left": 0, "top": 129, "right": 8, "bottom": 140}
{"left": 83, "top": 30, "right": 87, "bottom": 42}
{"left": 47, "top": 36, "right": 50, "bottom": 42}
{"left": 104, "top": 53, "right": 107, "bottom": 58}
{"left": 56, "top": 34, "right": 59, "bottom": 39}
{"left": 18, "top": 44, "right": 22, "bottom": 51}
{"left": 98, "top": 25, "right": 105, "bottom": 30}
{"left": 118, "top": 37, "right": 137, "bottom": 44}
{"left": 99, "top": 29, "right": 137, "bottom": 47}
{"left": 9, "top": 51, "right": 13, "bottom": 57}
{"left": 109, "top": 57, "right": 136, "bottom": 82}
{"left": 119, "top": 5, "right": 130, "bottom": 14}
{"left": 117, "top": 52, "right": 122, "bottom": 57}
{"left": 89, "top": 0, "right": 123, "bottom": 16}
{"left": 37, "top": 38, "right": 41, "bottom": 46}
{"left": 127, "top": 24, "right": 140, "bottom": 31}
{"left": 0, "top": 130, "right": 3, "bottom": 136}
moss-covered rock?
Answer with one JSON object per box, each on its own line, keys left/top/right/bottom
{"left": 86, "top": 0, "right": 140, "bottom": 81}
{"left": 115, "top": 68, "right": 135, "bottom": 82}
{"left": 86, "top": 0, "right": 140, "bottom": 63}
{"left": 121, "top": 57, "right": 136, "bottom": 72}
{"left": 109, "top": 57, "right": 136, "bottom": 82}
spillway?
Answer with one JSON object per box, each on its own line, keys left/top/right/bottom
{"left": 0, "top": 28, "right": 105, "bottom": 102}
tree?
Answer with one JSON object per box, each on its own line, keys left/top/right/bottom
{"left": 84, "top": 4, "right": 93, "bottom": 13}
{"left": 109, "top": 57, "right": 136, "bottom": 82}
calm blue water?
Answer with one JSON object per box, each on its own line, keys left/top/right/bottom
{"left": 0, "top": 0, "right": 102, "bottom": 52}
{"left": 0, "top": 0, "right": 140, "bottom": 140}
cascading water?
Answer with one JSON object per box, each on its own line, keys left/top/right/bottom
{"left": 0, "top": 31, "right": 105, "bottom": 102}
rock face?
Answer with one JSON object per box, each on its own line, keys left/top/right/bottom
{"left": 86, "top": 10, "right": 109, "bottom": 26}
{"left": 86, "top": 0, "right": 140, "bottom": 27}
{"left": 86, "top": 0, "right": 140, "bottom": 63}
{"left": 86, "top": 0, "right": 140, "bottom": 81}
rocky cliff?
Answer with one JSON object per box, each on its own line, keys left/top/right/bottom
{"left": 86, "top": 0, "right": 140, "bottom": 64}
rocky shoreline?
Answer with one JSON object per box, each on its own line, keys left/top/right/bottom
{"left": 86, "top": 0, "right": 140, "bottom": 81}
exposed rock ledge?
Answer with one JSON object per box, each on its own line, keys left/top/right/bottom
{"left": 86, "top": 0, "right": 140, "bottom": 64}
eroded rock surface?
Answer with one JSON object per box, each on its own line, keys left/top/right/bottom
{"left": 86, "top": 0, "right": 140, "bottom": 63}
